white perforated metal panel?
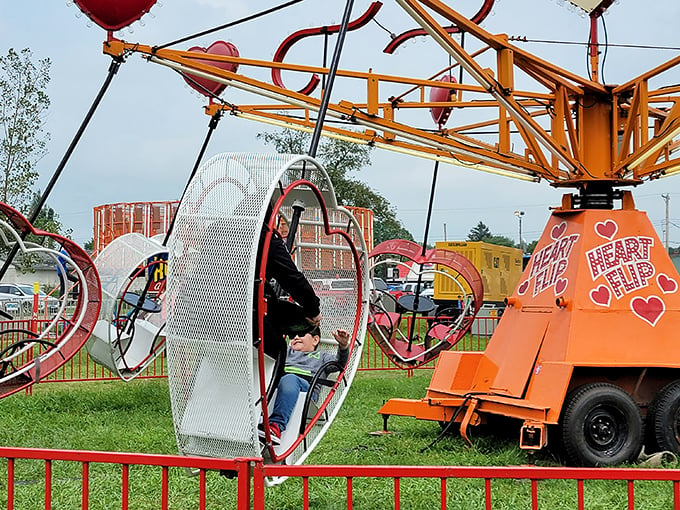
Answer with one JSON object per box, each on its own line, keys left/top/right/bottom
{"left": 166, "top": 153, "right": 368, "bottom": 463}
{"left": 86, "top": 233, "right": 167, "bottom": 381}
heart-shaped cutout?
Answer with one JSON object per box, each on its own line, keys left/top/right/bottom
{"left": 631, "top": 295, "right": 665, "bottom": 327}
{"left": 74, "top": 0, "right": 156, "bottom": 31}
{"left": 657, "top": 273, "right": 678, "bottom": 294}
{"left": 590, "top": 285, "right": 611, "bottom": 307}
{"left": 595, "top": 220, "right": 618, "bottom": 240}
{"left": 517, "top": 280, "right": 529, "bottom": 295}
{"left": 551, "top": 222, "right": 567, "bottom": 240}
{"left": 183, "top": 41, "right": 240, "bottom": 97}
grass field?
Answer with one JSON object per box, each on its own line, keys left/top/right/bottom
{"left": 0, "top": 370, "right": 677, "bottom": 509}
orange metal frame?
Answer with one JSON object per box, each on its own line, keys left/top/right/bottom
{"left": 101, "top": 0, "right": 679, "bottom": 186}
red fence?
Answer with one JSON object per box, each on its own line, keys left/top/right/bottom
{"left": 2, "top": 447, "right": 680, "bottom": 510}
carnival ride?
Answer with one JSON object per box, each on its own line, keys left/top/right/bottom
{"left": 86, "top": 233, "right": 167, "bottom": 381}
{"left": 164, "top": 153, "right": 367, "bottom": 474}
{"left": 4, "top": 0, "right": 677, "bottom": 470}
{"left": 0, "top": 204, "right": 101, "bottom": 398}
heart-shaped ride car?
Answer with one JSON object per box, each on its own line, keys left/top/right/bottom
{"left": 73, "top": 0, "right": 157, "bottom": 31}
{"left": 181, "top": 41, "right": 240, "bottom": 97}
{"left": 368, "top": 239, "right": 484, "bottom": 369}
{"left": 165, "top": 153, "right": 368, "bottom": 480}
{"left": 86, "top": 233, "right": 167, "bottom": 381}
{"left": 0, "top": 203, "right": 101, "bottom": 398}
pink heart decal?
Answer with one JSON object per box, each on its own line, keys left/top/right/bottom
{"left": 657, "top": 274, "right": 678, "bottom": 294}
{"left": 590, "top": 285, "right": 611, "bottom": 307}
{"left": 517, "top": 280, "right": 529, "bottom": 295}
{"left": 595, "top": 220, "right": 618, "bottom": 240}
{"left": 554, "top": 278, "right": 568, "bottom": 295}
{"left": 551, "top": 222, "right": 567, "bottom": 240}
{"left": 631, "top": 295, "right": 665, "bottom": 327}
{"left": 74, "top": 0, "right": 156, "bottom": 31}
{"left": 183, "top": 41, "right": 240, "bottom": 97}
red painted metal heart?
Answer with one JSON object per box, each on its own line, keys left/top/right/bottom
{"left": 554, "top": 278, "right": 568, "bottom": 295}
{"left": 590, "top": 285, "right": 611, "bottom": 306}
{"left": 551, "top": 221, "right": 567, "bottom": 240}
{"left": 658, "top": 274, "right": 678, "bottom": 294}
{"left": 183, "top": 41, "right": 240, "bottom": 97}
{"left": 595, "top": 219, "right": 618, "bottom": 240}
{"left": 73, "top": 0, "right": 157, "bottom": 31}
{"left": 631, "top": 295, "right": 665, "bottom": 327}
{"left": 429, "top": 75, "right": 456, "bottom": 128}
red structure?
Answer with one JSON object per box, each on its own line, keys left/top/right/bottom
{"left": 93, "top": 201, "right": 179, "bottom": 256}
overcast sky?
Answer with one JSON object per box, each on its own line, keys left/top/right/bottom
{"left": 1, "top": 0, "right": 680, "bottom": 247}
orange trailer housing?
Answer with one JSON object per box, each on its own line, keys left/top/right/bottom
{"left": 379, "top": 192, "right": 680, "bottom": 464}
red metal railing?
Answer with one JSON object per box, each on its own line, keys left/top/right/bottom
{"left": 0, "top": 447, "right": 255, "bottom": 510}
{"left": 2, "top": 448, "right": 680, "bottom": 510}
{"left": 254, "top": 464, "right": 680, "bottom": 510}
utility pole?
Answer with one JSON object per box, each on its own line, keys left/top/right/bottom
{"left": 662, "top": 194, "right": 671, "bottom": 252}
{"left": 514, "top": 210, "right": 525, "bottom": 253}
{"left": 443, "top": 223, "right": 447, "bottom": 242}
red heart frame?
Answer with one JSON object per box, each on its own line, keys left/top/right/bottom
{"left": 367, "top": 239, "right": 484, "bottom": 369}
{"left": 0, "top": 203, "right": 101, "bottom": 398}
{"left": 74, "top": 0, "right": 157, "bottom": 31}
{"left": 183, "top": 41, "right": 240, "bottom": 97}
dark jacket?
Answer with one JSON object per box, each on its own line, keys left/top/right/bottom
{"left": 264, "top": 229, "right": 320, "bottom": 319}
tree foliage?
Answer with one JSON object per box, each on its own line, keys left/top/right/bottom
{"left": 467, "top": 221, "right": 492, "bottom": 241}
{"left": 0, "top": 48, "right": 51, "bottom": 209}
{"left": 257, "top": 129, "right": 413, "bottom": 244}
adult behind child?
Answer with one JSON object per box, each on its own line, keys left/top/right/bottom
{"left": 260, "top": 326, "right": 350, "bottom": 445}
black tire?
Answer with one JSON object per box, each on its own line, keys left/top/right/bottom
{"left": 561, "top": 383, "right": 642, "bottom": 466}
{"left": 648, "top": 380, "right": 680, "bottom": 455}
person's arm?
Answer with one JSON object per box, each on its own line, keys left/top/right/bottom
{"left": 266, "top": 231, "right": 321, "bottom": 319}
{"left": 332, "top": 329, "right": 351, "bottom": 368}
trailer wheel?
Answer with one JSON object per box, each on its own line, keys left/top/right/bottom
{"left": 561, "top": 383, "right": 642, "bottom": 466}
{"left": 648, "top": 380, "right": 680, "bottom": 455}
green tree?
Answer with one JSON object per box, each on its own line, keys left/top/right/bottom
{"left": 525, "top": 240, "right": 538, "bottom": 254}
{"left": 257, "top": 129, "right": 413, "bottom": 244}
{"left": 467, "top": 221, "right": 492, "bottom": 241}
{"left": 0, "top": 48, "right": 51, "bottom": 209}
{"left": 15, "top": 191, "right": 69, "bottom": 273}
{"left": 482, "top": 234, "right": 516, "bottom": 247}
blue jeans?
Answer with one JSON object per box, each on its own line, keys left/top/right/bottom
{"left": 269, "top": 374, "right": 310, "bottom": 432}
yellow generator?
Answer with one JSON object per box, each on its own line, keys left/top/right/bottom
{"left": 434, "top": 241, "right": 523, "bottom": 307}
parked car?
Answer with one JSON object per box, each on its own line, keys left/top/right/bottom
{"left": 0, "top": 284, "right": 59, "bottom": 313}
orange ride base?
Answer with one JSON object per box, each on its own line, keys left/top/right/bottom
{"left": 379, "top": 192, "right": 680, "bottom": 451}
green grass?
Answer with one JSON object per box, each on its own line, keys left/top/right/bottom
{"left": 0, "top": 372, "right": 676, "bottom": 509}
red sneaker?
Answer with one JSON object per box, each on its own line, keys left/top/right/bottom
{"left": 269, "top": 423, "right": 282, "bottom": 445}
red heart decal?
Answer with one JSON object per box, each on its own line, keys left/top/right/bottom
{"left": 595, "top": 220, "right": 618, "bottom": 240}
{"left": 429, "top": 75, "right": 456, "bottom": 128}
{"left": 183, "top": 41, "right": 240, "bottom": 97}
{"left": 551, "top": 222, "right": 566, "bottom": 240}
{"left": 554, "top": 278, "right": 568, "bottom": 295}
{"left": 517, "top": 280, "right": 529, "bottom": 295}
{"left": 631, "top": 295, "right": 665, "bottom": 327}
{"left": 74, "top": 0, "right": 156, "bottom": 31}
{"left": 657, "top": 274, "right": 678, "bottom": 294}
{"left": 590, "top": 285, "right": 611, "bottom": 307}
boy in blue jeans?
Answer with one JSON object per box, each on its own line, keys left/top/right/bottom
{"left": 260, "top": 325, "right": 350, "bottom": 445}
